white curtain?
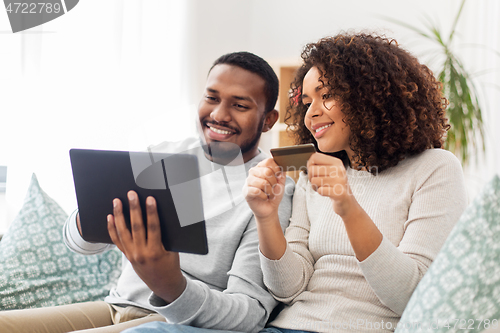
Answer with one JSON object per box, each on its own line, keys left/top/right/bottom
{"left": 0, "top": 0, "right": 194, "bottom": 231}
{"left": 459, "top": 0, "right": 500, "bottom": 199}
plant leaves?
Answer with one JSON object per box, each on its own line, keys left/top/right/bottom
{"left": 383, "top": 0, "right": 487, "bottom": 166}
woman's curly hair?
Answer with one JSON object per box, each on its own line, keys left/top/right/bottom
{"left": 285, "top": 32, "right": 450, "bottom": 173}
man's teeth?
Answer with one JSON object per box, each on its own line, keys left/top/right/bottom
{"left": 315, "top": 124, "right": 332, "bottom": 132}
{"left": 209, "top": 126, "right": 232, "bottom": 135}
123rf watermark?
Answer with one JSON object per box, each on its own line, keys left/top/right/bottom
{"left": 4, "top": 0, "right": 79, "bottom": 33}
{"left": 397, "top": 319, "right": 499, "bottom": 331}
{"left": 290, "top": 318, "right": 499, "bottom": 331}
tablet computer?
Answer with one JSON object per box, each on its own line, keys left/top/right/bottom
{"left": 69, "top": 148, "right": 208, "bottom": 255}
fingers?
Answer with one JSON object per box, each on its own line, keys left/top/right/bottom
{"left": 76, "top": 212, "right": 83, "bottom": 236}
{"left": 244, "top": 180, "right": 272, "bottom": 201}
{"left": 308, "top": 153, "right": 345, "bottom": 179}
{"left": 315, "top": 185, "right": 348, "bottom": 198}
{"left": 108, "top": 198, "right": 132, "bottom": 249}
{"left": 308, "top": 152, "right": 340, "bottom": 165}
{"left": 308, "top": 152, "right": 344, "bottom": 170}
{"left": 107, "top": 214, "right": 124, "bottom": 252}
{"left": 306, "top": 153, "right": 350, "bottom": 198}
{"left": 127, "top": 191, "right": 147, "bottom": 248}
{"left": 309, "top": 177, "right": 346, "bottom": 196}
{"left": 145, "top": 196, "right": 164, "bottom": 251}
{"left": 308, "top": 165, "right": 346, "bottom": 180}
{"left": 249, "top": 174, "right": 276, "bottom": 198}
{"left": 257, "top": 157, "right": 281, "bottom": 169}
{"left": 108, "top": 191, "right": 153, "bottom": 251}
{"left": 247, "top": 163, "right": 283, "bottom": 200}
{"left": 252, "top": 159, "right": 282, "bottom": 184}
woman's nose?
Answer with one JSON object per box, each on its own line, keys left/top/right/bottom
{"left": 305, "top": 101, "right": 322, "bottom": 119}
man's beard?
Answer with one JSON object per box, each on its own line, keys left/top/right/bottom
{"left": 200, "top": 115, "right": 265, "bottom": 165}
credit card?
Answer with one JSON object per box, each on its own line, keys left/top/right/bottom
{"left": 270, "top": 143, "right": 316, "bottom": 172}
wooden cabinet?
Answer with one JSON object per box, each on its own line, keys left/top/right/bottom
{"left": 270, "top": 63, "right": 302, "bottom": 181}
{"left": 274, "top": 64, "right": 300, "bottom": 148}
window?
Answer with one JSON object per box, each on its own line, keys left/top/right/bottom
{"left": 0, "top": 166, "right": 7, "bottom": 234}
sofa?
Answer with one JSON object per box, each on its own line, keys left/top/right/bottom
{"left": 0, "top": 173, "right": 499, "bottom": 333}
{"left": 393, "top": 174, "right": 500, "bottom": 333}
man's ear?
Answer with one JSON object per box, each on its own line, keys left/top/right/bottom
{"left": 262, "top": 109, "right": 279, "bottom": 132}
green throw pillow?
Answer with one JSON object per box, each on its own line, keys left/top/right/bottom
{"left": 396, "top": 175, "right": 500, "bottom": 333}
{"left": 0, "top": 174, "right": 122, "bottom": 310}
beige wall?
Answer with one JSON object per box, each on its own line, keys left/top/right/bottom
{"left": 185, "top": 0, "right": 457, "bottom": 103}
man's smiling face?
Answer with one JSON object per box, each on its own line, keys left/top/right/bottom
{"left": 198, "top": 64, "right": 270, "bottom": 163}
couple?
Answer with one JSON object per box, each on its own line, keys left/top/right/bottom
{"left": 0, "top": 32, "right": 467, "bottom": 333}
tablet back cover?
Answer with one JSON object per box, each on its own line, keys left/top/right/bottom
{"left": 69, "top": 148, "right": 208, "bottom": 255}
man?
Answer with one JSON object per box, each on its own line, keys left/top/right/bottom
{"left": 0, "top": 52, "right": 294, "bottom": 333}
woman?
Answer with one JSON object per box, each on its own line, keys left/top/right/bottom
{"left": 244, "top": 32, "right": 467, "bottom": 332}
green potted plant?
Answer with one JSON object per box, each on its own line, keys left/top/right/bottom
{"left": 385, "top": 0, "right": 488, "bottom": 165}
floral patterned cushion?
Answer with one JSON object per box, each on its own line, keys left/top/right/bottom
{"left": 396, "top": 175, "right": 500, "bottom": 333}
{"left": 0, "top": 174, "right": 122, "bottom": 310}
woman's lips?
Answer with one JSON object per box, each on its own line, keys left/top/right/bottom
{"left": 312, "top": 123, "right": 333, "bottom": 138}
